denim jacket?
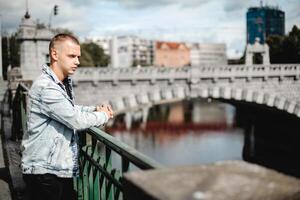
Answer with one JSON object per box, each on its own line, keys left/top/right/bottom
{"left": 21, "top": 64, "right": 108, "bottom": 177}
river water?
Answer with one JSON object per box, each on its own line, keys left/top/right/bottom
{"left": 111, "top": 128, "right": 244, "bottom": 166}
{"left": 109, "top": 101, "right": 245, "bottom": 167}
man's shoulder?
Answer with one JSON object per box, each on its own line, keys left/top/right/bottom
{"left": 30, "top": 74, "right": 58, "bottom": 95}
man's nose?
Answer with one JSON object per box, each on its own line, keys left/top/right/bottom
{"left": 75, "top": 57, "right": 80, "bottom": 65}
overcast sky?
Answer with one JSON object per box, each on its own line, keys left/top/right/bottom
{"left": 0, "top": 0, "right": 299, "bottom": 58}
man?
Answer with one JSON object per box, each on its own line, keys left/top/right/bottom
{"left": 21, "top": 33, "right": 113, "bottom": 200}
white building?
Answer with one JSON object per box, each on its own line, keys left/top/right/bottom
{"left": 87, "top": 36, "right": 112, "bottom": 56}
{"left": 110, "top": 36, "right": 154, "bottom": 68}
{"left": 18, "top": 13, "right": 54, "bottom": 80}
{"left": 188, "top": 43, "right": 227, "bottom": 66}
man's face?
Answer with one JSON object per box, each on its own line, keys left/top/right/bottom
{"left": 54, "top": 40, "right": 81, "bottom": 76}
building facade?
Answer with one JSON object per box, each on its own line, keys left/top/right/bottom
{"left": 247, "top": 5, "right": 285, "bottom": 44}
{"left": 154, "top": 41, "right": 190, "bottom": 67}
{"left": 188, "top": 43, "right": 227, "bottom": 66}
{"left": 110, "top": 36, "right": 154, "bottom": 68}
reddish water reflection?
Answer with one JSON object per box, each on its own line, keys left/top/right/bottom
{"left": 107, "top": 122, "right": 244, "bottom": 166}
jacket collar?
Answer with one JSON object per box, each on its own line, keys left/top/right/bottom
{"left": 42, "top": 64, "right": 72, "bottom": 86}
{"left": 42, "top": 64, "right": 74, "bottom": 103}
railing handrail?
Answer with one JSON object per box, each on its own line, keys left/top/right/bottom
{"left": 87, "top": 127, "right": 164, "bottom": 169}
{"left": 18, "top": 82, "right": 30, "bottom": 91}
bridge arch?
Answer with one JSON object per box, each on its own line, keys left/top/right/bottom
{"left": 110, "top": 86, "right": 300, "bottom": 118}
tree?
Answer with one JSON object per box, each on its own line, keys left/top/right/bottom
{"left": 79, "top": 48, "right": 94, "bottom": 67}
{"left": 80, "top": 42, "right": 110, "bottom": 67}
{"left": 267, "top": 25, "right": 300, "bottom": 63}
{"left": 2, "top": 33, "right": 20, "bottom": 79}
{"left": 53, "top": 28, "right": 74, "bottom": 35}
{"left": 132, "top": 59, "right": 139, "bottom": 67}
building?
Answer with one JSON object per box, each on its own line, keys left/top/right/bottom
{"left": 154, "top": 41, "right": 190, "bottom": 68}
{"left": 188, "top": 43, "right": 227, "bottom": 66}
{"left": 89, "top": 37, "right": 111, "bottom": 56}
{"left": 18, "top": 12, "right": 54, "bottom": 80}
{"left": 247, "top": 5, "right": 285, "bottom": 44}
{"left": 110, "top": 36, "right": 154, "bottom": 68}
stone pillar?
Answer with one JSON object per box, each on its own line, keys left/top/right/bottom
{"left": 110, "top": 36, "right": 118, "bottom": 68}
{"left": 192, "top": 100, "right": 202, "bottom": 123}
{"left": 140, "top": 107, "right": 149, "bottom": 129}
{"left": 245, "top": 44, "right": 253, "bottom": 65}
{"left": 125, "top": 112, "right": 132, "bottom": 130}
{"left": 263, "top": 44, "right": 270, "bottom": 65}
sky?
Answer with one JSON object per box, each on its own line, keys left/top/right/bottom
{"left": 0, "top": 0, "right": 299, "bottom": 58}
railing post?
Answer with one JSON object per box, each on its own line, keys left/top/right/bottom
{"left": 20, "top": 90, "right": 27, "bottom": 141}
{"left": 105, "top": 147, "right": 113, "bottom": 200}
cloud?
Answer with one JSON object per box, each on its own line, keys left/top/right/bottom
{"left": 1, "top": 0, "right": 299, "bottom": 59}
{"left": 0, "top": 0, "right": 95, "bottom": 35}
{"left": 223, "top": 1, "right": 250, "bottom": 12}
{"left": 100, "top": 0, "right": 211, "bottom": 9}
{"left": 100, "top": 0, "right": 174, "bottom": 9}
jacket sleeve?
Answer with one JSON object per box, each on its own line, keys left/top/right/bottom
{"left": 39, "top": 84, "right": 108, "bottom": 130}
{"left": 74, "top": 105, "right": 96, "bottom": 112}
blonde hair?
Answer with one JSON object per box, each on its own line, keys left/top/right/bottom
{"left": 49, "top": 33, "right": 80, "bottom": 53}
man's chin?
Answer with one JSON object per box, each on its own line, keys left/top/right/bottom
{"left": 69, "top": 69, "right": 76, "bottom": 75}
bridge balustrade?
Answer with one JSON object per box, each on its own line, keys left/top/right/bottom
{"left": 74, "top": 65, "right": 300, "bottom": 84}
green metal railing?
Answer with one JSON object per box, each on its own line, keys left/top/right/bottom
{"left": 76, "top": 127, "right": 163, "bottom": 200}
{"left": 12, "top": 83, "right": 29, "bottom": 141}
{"left": 13, "top": 83, "right": 163, "bottom": 200}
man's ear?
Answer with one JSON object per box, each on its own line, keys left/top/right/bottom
{"left": 51, "top": 48, "right": 59, "bottom": 61}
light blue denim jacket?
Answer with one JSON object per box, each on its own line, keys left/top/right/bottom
{"left": 21, "top": 64, "right": 108, "bottom": 177}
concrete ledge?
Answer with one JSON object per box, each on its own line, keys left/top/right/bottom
{"left": 124, "top": 161, "right": 300, "bottom": 200}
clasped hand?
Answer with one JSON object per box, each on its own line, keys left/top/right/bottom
{"left": 96, "top": 104, "right": 114, "bottom": 119}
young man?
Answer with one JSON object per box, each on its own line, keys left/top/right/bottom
{"left": 21, "top": 33, "right": 113, "bottom": 200}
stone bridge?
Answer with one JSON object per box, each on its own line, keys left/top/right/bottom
{"left": 72, "top": 64, "right": 300, "bottom": 118}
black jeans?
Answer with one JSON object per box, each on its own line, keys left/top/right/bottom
{"left": 23, "top": 173, "right": 77, "bottom": 200}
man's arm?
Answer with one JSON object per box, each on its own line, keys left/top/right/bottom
{"left": 75, "top": 105, "right": 96, "bottom": 112}
{"left": 39, "top": 85, "right": 109, "bottom": 130}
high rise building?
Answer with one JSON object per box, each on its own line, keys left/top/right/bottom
{"left": 247, "top": 5, "right": 285, "bottom": 44}
{"left": 110, "top": 36, "right": 154, "bottom": 68}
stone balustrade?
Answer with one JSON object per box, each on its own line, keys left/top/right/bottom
{"left": 72, "top": 64, "right": 300, "bottom": 118}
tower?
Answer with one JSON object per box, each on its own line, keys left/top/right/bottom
{"left": 17, "top": 9, "right": 54, "bottom": 80}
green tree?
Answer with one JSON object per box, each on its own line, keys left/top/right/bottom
{"left": 80, "top": 42, "right": 110, "bottom": 67}
{"left": 267, "top": 25, "right": 300, "bottom": 63}
{"left": 2, "top": 33, "right": 20, "bottom": 79}
{"left": 53, "top": 28, "right": 74, "bottom": 35}
{"left": 132, "top": 59, "right": 139, "bottom": 67}
{"left": 79, "top": 48, "right": 94, "bottom": 67}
